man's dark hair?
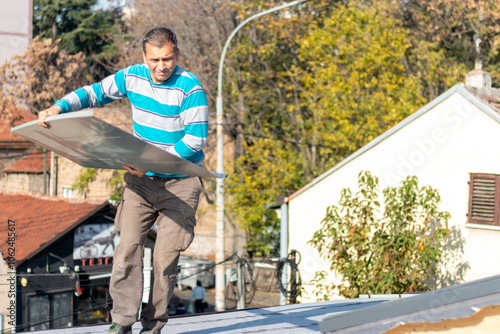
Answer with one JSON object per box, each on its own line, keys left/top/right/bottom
{"left": 143, "top": 27, "right": 178, "bottom": 52}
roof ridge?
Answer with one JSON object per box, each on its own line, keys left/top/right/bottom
{"left": 0, "top": 190, "right": 104, "bottom": 205}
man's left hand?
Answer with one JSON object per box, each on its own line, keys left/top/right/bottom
{"left": 122, "top": 164, "right": 146, "bottom": 177}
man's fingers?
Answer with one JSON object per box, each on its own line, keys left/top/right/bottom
{"left": 38, "top": 112, "right": 51, "bottom": 129}
{"left": 122, "top": 164, "right": 146, "bottom": 177}
{"left": 37, "top": 106, "right": 61, "bottom": 129}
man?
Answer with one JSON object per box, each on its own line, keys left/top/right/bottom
{"left": 189, "top": 280, "right": 207, "bottom": 313}
{"left": 38, "top": 27, "right": 209, "bottom": 334}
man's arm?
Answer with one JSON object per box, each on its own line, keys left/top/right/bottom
{"left": 37, "top": 68, "right": 128, "bottom": 128}
{"left": 168, "top": 88, "right": 209, "bottom": 160}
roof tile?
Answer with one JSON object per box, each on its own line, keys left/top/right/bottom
{"left": 0, "top": 191, "right": 104, "bottom": 265}
{"left": 2, "top": 151, "right": 50, "bottom": 173}
{"left": 0, "top": 107, "right": 37, "bottom": 143}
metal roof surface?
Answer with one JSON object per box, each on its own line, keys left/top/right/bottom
{"left": 320, "top": 274, "right": 500, "bottom": 333}
{"left": 33, "top": 299, "right": 387, "bottom": 333}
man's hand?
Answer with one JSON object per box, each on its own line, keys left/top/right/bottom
{"left": 122, "top": 164, "right": 146, "bottom": 177}
{"left": 38, "top": 106, "right": 62, "bottom": 129}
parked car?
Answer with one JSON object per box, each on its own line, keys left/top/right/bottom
{"left": 177, "top": 254, "right": 215, "bottom": 290}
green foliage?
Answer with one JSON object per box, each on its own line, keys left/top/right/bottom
{"left": 385, "top": 0, "right": 500, "bottom": 96}
{"left": 227, "top": 134, "right": 304, "bottom": 256}
{"left": 33, "top": 0, "right": 123, "bottom": 80}
{"left": 226, "top": 0, "right": 426, "bottom": 256}
{"left": 294, "top": 1, "right": 425, "bottom": 164}
{"left": 73, "top": 168, "right": 125, "bottom": 203}
{"left": 73, "top": 168, "right": 98, "bottom": 197}
{"left": 108, "top": 170, "right": 126, "bottom": 203}
{"left": 308, "top": 171, "right": 450, "bottom": 299}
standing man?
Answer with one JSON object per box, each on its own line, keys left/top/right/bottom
{"left": 38, "top": 27, "right": 209, "bottom": 334}
{"left": 189, "top": 280, "right": 207, "bottom": 313}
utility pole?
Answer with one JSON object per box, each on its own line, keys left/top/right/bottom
{"left": 236, "top": 259, "right": 246, "bottom": 310}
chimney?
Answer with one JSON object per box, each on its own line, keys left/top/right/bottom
{"left": 465, "top": 37, "right": 493, "bottom": 92}
{"left": 465, "top": 68, "right": 492, "bottom": 92}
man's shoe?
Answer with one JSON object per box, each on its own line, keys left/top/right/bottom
{"left": 139, "top": 328, "right": 160, "bottom": 334}
{"left": 108, "top": 322, "right": 132, "bottom": 334}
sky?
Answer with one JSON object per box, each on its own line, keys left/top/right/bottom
{"left": 95, "top": 0, "right": 126, "bottom": 10}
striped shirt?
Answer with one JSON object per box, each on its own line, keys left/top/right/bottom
{"left": 54, "top": 64, "right": 209, "bottom": 177}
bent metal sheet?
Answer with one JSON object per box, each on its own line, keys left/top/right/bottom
{"left": 11, "top": 109, "right": 225, "bottom": 178}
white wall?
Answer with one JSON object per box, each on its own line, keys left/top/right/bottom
{"left": 0, "top": 0, "right": 32, "bottom": 64}
{"left": 288, "top": 91, "right": 500, "bottom": 301}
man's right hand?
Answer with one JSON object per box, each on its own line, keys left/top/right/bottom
{"left": 38, "top": 106, "right": 62, "bottom": 129}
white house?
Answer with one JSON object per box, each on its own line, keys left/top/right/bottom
{"left": 285, "top": 69, "right": 500, "bottom": 302}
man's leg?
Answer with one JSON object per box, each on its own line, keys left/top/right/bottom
{"left": 109, "top": 183, "right": 158, "bottom": 327}
{"left": 195, "top": 300, "right": 203, "bottom": 313}
{"left": 140, "top": 176, "right": 201, "bottom": 331}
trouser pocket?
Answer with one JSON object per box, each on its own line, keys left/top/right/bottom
{"left": 160, "top": 216, "right": 196, "bottom": 252}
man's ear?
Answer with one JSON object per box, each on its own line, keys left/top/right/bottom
{"left": 143, "top": 51, "right": 147, "bottom": 64}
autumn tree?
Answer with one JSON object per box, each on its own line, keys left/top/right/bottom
{"left": 226, "top": 0, "right": 425, "bottom": 255}
{"left": 308, "top": 171, "right": 451, "bottom": 300}
{"left": 0, "top": 37, "right": 90, "bottom": 118}
{"left": 292, "top": 1, "right": 425, "bottom": 171}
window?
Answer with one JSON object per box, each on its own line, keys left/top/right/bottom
{"left": 468, "top": 173, "right": 500, "bottom": 225}
{"left": 28, "top": 292, "right": 72, "bottom": 331}
{"left": 62, "top": 186, "right": 74, "bottom": 199}
{"left": 28, "top": 295, "right": 49, "bottom": 331}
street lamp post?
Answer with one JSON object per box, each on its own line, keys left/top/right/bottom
{"left": 215, "top": 0, "right": 307, "bottom": 312}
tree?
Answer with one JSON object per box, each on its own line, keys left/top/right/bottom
{"left": 33, "top": 0, "right": 123, "bottom": 79}
{"left": 226, "top": 0, "right": 425, "bottom": 255}
{"left": 0, "top": 37, "right": 90, "bottom": 118}
{"left": 223, "top": 0, "right": 331, "bottom": 255}
{"left": 293, "top": 1, "right": 425, "bottom": 172}
{"left": 381, "top": 0, "right": 500, "bottom": 97}
{"left": 308, "top": 171, "right": 451, "bottom": 300}
{"left": 227, "top": 134, "right": 305, "bottom": 255}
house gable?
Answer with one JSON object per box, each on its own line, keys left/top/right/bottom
{"left": 287, "top": 84, "right": 500, "bottom": 301}
{"left": 287, "top": 84, "right": 500, "bottom": 201}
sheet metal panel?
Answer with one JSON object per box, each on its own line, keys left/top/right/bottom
{"left": 11, "top": 110, "right": 224, "bottom": 178}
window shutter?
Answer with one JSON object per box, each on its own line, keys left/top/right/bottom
{"left": 468, "top": 174, "right": 500, "bottom": 225}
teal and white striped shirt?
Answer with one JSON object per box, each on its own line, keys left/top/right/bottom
{"left": 54, "top": 64, "right": 209, "bottom": 177}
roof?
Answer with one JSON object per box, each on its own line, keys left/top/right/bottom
{"left": 0, "top": 191, "right": 106, "bottom": 265}
{"left": 320, "top": 274, "right": 500, "bottom": 333}
{"left": 286, "top": 84, "right": 500, "bottom": 202}
{"left": 21, "top": 275, "right": 500, "bottom": 333}
{"left": 34, "top": 298, "right": 388, "bottom": 334}
{"left": 2, "top": 151, "right": 50, "bottom": 173}
{"left": 0, "top": 106, "right": 36, "bottom": 148}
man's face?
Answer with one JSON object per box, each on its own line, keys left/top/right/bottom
{"left": 143, "top": 42, "right": 179, "bottom": 84}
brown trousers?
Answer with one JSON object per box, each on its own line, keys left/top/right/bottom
{"left": 109, "top": 173, "right": 201, "bottom": 330}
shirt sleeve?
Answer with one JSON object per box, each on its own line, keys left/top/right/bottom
{"left": 54, "top": 68, "right": 128, "bottom": 113}
{"left": 167, "top": 86, "right": 209, "bottom": 160}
